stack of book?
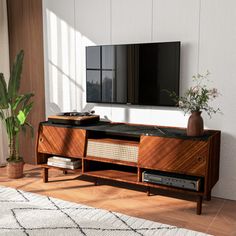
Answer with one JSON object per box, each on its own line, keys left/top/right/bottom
{"left": 47, "top": 156, "right": 81, "bottom": 170}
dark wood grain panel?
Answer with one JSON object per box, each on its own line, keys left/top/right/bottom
{"left": 28, "top": 0, "right": 45, "bottom": 163}
{"left": 138, "top": 136, "right": 208, "bottom": 176}
{"left": 38, "top": 126, "right": 86, "bottom": 158}
{"left": 7, "top": 0, "right": 45, "bottom": 164}
{"left": 206, "top": 131, "right": 221, "bottom": 193}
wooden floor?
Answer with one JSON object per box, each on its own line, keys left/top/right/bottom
{"left": 0, "top": 164, "right": 235, "bottom": 236}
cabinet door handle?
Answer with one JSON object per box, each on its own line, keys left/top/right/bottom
{"left": 39, "top": 138, "right": 43, "bottom": 142}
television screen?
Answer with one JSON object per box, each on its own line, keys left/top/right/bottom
{"left": 86, "top": 41, "right": 180, "bottom": 106}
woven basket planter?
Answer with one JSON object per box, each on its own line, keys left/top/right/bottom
{"left": 7, "top": 161, "right": 24, "bottom": 179}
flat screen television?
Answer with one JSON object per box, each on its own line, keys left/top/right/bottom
{"left": 86, "top": 41, "right": 180, "bottom": 106}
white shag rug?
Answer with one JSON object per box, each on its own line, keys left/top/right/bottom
{"left": 0, "top": 185, "right": 210, "bottom": 236}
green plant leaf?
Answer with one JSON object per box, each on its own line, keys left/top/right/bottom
{"left": 17, "top": 110, "right": 26, "bottom": 125}
{"left": 22, "top": 93, "right": 34, "bottom": 108}
{"left": 0, "top": 73, "right": 9, "bottom": 109}
{"left": 16, "top": 101, "right": 33, "bottom": 126}
{"left": 12, "top": 93, "right": 34, "bottom": 111}
{"left": 8, "top": 50, "right": 24, "bottom": 102}
{"left": 5, "top": 116, "right": 17, "bottom": 137}
{"left": 23, "top": 101, "right": 33, "bottom": 119}
{"left": 14, "top": 126, "right": 19, "bottom": 133}
{"left": 23, "top": 122, "right": 34, "bottom": 137}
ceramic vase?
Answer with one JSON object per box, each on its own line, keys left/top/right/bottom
{"left": 187, "top": 111, "right": 204, "bottom": 136}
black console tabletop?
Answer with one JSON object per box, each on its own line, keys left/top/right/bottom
{"left": 41, "top": 121, "right": 215, "bottom": 140}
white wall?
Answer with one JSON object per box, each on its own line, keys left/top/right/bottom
{"left": 42, "top": 0, "right": 236, "bottom": 200}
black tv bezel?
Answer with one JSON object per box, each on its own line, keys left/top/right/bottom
{"left": 85, "top": 41, "right": 180, "bottom": 107}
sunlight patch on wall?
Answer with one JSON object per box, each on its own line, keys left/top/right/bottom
{"left": 45, "top": 7, "right": 111, "bottom": 117}
{"left": 75, "top": 31, "right": 95, "bottom": 111}
{"left": 46, "top": 9, "right": 77, "bottom": 113}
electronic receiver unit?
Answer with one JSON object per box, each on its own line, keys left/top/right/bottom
{"left": 142, "top": 171, "right": 201, "bottom": 191}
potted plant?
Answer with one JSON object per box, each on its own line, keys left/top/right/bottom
{"left": 168, "top": 71, "right": 220, "bottom": 136}
{"left": 0, "top": 50, "right": 34, "bottom": 178}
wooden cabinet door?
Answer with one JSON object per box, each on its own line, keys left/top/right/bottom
{"left": 138, "top": 136, "right": 208, "bottom": 176}
{"left": 37, "top": 125, "right": 86, "bottom": 157}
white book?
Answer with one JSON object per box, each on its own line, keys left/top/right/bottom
{"left": 51, "top": 156, "right": 74, "bottom": 162}
{"left": 48, "top": 157, "right": 81, "bottom": 165}
{"left": 47, "top": 160, "right": 81, "bottom": 167}
{"left": 47, "top": 160, "right": 80, "bottom": 167}
{"left": 47, "top": 161, "right": 81, "bottom": 170}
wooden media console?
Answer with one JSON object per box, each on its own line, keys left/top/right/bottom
{"left": 36, "top": 121, "right": 221, "bottom": 215}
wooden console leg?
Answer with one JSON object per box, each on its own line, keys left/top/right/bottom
{"left": 63, "top": 170, "right": 68, "bottom": 175}
{"left": 137, "top": 168, "right": 142, "bottom": 182}
{"left": 94, "top": 180, "right": 98, "bottom": 186}
{"left": 197, "top": 196, "right": 203, "bottom": 215}
{"left": 43, "top": 168, "right": 48, "bottom": 183}
{"left": 206, "top": 191, "right": 211, "bottom": 201}
{"left": 147, "top": 187, "right": 151, "bottom": 196}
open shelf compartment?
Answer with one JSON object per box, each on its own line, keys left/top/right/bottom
{"left": 83, "top": 160, "right": 139, "bottom": 184}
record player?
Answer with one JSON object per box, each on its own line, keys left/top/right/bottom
{"left": 48, "top": 111, "right": 100, "bottom": 125}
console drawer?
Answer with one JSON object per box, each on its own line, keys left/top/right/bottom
{"left": 37, "top": 125, "right": 86, "bottom": 157}
{"left": 86, "top": 139, "right": 139, "bottom": 163}
{"left": 138, "top": 136, "right": 208, "bottom": 176}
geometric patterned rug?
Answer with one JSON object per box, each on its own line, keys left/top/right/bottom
{"left": 0, "top": 185, "right": 211, "bottom": 236}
